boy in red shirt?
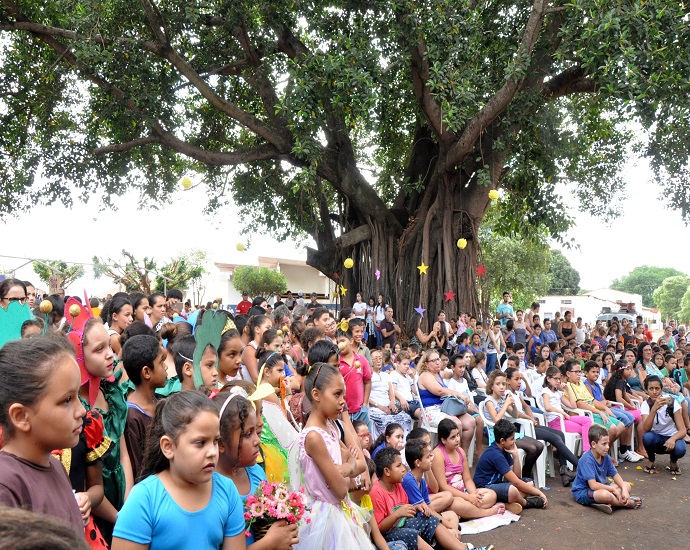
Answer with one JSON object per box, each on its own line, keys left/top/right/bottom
{"left": 337, "top": 328, "right": 372, "bottom": 430}
{"left": 371, "top": 447, "right": 493, "bottom": 550}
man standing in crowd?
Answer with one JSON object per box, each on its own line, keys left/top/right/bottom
{"left": 235, "top": 291, "right": 252, "bottom": 315}
{"left": 379, "top": 306, "right": 401, "bottom": 348}
{"left": 497, "top": 291, "right": 514, "bottom": 328}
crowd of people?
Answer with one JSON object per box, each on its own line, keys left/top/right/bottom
{"left": 0, "top": 279, "right": 687, "bottom": 549}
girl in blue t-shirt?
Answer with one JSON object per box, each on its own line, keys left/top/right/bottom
{"left": 112, "top": 391, "right": 246, "bottom": 549}
{"left": 214, "top": 385, "right": 299, "bottom": 549}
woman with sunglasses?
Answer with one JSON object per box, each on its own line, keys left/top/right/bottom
{"left": 0, "top": 278, "right": 28, "bottom": 309}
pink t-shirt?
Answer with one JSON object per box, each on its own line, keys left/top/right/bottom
{"left": 370, "top": 480, "right": 409, "bottom": 528}
{"left": 339, "top": 352, "right": 372, "bottom": 414}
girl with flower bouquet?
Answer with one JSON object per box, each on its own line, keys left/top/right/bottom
{"left": 214, "top": 384, "right": 299, "bottom": 549}
{"left": 293, "top": 362, "right": 374, "bottom": 549}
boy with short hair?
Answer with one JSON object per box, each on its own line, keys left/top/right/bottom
{"left": 122, "top": 334, "right": 168, "bottom": 481}
{"left": 371, "top": 447, "right": 493, "bottom": 550}
{"left": 402, "top": 440, "right": 455, "bottom": 523}
{"left": 571, "top": 425, "right": 642, "bottom": 514}
{"left": 349, "top": 317, "right": 372, "bottom": 365}
{"left": 337, "top": 328, "right": 372, "bottom": 429}
{"left": 473, "top": 419, "right": 548, "bottom": 509}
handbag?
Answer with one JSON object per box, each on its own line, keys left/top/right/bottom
{"left": 440, "top": 395, "right": 468, "bottom": 416}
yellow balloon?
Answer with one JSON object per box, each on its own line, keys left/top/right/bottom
{"left": 457, "top": 238, "right": 468, "bottom": 249}
{"left": 39, "top": 300, "right": 53, "bottom": 314}
{"left": 181, "top": 177, "right": 193, "bottom": 189}
{"left": 344, "top": 258, "right": 354, "bottom": 269}
{"left": 488, "top": 189, "right": 499, "bottom": 200}
{"left": 236, "top": 243, "right": 246, "bottom": 252}
{"left": 68, "top": 304, "right": 81, "bottom": 318}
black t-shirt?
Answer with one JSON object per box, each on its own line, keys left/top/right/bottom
{"left": 604, "top": 378, "right": 630, "bottom": 402}
{"left": 379, "top": 319, "right": 396, "bottom": 346}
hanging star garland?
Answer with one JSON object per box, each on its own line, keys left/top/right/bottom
{"left": 414, "top": 304, "right": 426, "bottom": 317}
{"left": 444, "top": 289, "right": 457, "bottom": 302}
{"left": 417, "top": 262, "right": 429, "bottom": 275}
{"left": 340, "top": 285, "right": 348, "bottom": 296}
{"left": 375, "top": 268, "right": 381, "bottom": 280}
{"left": 476, "top": 265, "right": 487, "bottom": 277}
{"left": 332, "top": 291, "right": 340, "bottom": 300}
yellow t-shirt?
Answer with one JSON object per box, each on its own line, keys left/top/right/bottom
{"left": 567, "top": 381, "right": 594, "bottom": 405}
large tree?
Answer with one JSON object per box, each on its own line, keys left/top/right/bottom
{"left": 32, "top": 260, "right": 85, "bottom": 292}
{"left": 652, "top": 276, "right": 690, "bottom": 321}
{"left": 546, "top": 250, "right": 580, "bottom": 296}
{"left": 611, "top": 266, "right": 686, "bottom": 308}
{"left": 2, "top": 1, "right": 689, "bottom": 321}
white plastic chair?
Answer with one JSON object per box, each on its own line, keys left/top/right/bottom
{"left": 414, "top": 380, "right": 477, "bottom": 467}
{"left": 535, "top": 391, "right": 582, "bottom": 460}
{"left": 478, "top": 400, "right": 548, "bottom": 489}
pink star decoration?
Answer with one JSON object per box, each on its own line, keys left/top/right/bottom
{"left": 444, "top": 289, "right": 456, "bottom": 302}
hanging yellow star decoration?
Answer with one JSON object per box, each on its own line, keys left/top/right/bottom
{"left": 417, "top": 262, "right": 429, "bottom": 275}
{"left": 340, "top": 285, "right": 348, "bottom": 296}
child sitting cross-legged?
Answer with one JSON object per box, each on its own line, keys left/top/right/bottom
{"left": 371, "top": 447, "right": 494, "bottom": 550}
{"left": 571, "top": 424, "right": 642, "bottom": 514}
{"left": 473, "top": 419, "right": 548, "bottom": 510}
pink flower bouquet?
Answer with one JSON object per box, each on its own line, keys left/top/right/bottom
{"left": 244, "top": 481, "right": 308, "bottom": 540}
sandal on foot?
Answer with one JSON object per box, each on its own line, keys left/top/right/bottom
{"left": 492, "top": 503, "right": 506, "bottom": 515}
{"left": 666, "top": 465, "right": 681, "bottom": 475}
{"left": 643, "top": 464, "right": 659, "bottom": 474}
{"left": 591, "top": 503, "right": 613, "bottom": 514}
{"left": 626, "top": 496, "right": 642, "bottom": 509}
{"left": 505, "top": 502, "right": 523, "bottom": 515}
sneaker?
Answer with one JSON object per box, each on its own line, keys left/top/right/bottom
{"left": 466, "top": 545, "right": 495, "bottom": 550}
{"left": 620, "top": 450, "right": 644, "bottom": 463}
{"left": 524, "top": 495, "right": 546, "bottom": 509}
{"left": 505, "top": 502, "right": 523, "bottom": 515}
{"left": 591, "top": 503, "right": 613, "bottom": 514}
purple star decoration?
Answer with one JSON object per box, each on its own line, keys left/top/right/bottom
{"left": 375, "top": 268, "right": 381, "bottom": 280}
{"left": 414, "top": 304, "right": 426, "bottom": 317}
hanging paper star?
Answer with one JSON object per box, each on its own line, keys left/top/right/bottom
{"left": 414, "top": 304, "right": 426, "bottom": 317}
{"left": 417, "top": 262, "right": 429, "bottom": 275}
{"left": 476, "top": 265, "right": 487, "bottom": 277}
{"left": 375, "top": 268, "right": 381, "bottom": 280}
{"left": 332, "top": 292, "right": 340, "bottom": 300}
{"left": 340, "top": 285, "right": 348, "bottom": 296}
{"left": 444, "top": 289, "right": 456, "bottom": 302}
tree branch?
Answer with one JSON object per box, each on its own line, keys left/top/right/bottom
{"left": 410, "top": 42, "right": 452, "bottom": 147}
{"left": 542, "top": 66, "right": 598, "bottom": 100}
{"left": 445, "top": 0, "right": 550, "bottom": 170}
{"left": 93, "top": 136, "right": 162, "bottom": 155}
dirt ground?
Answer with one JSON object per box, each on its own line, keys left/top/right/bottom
{"left": 462, "top": 459, "right": 687, "bottom": 550}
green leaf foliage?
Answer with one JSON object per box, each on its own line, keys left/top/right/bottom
{"left": 231, "top": 266, "right": 287, "bottom": 298}
{"left": 32, "top": 260, "right": 85, "bottom": 290}
{"left": 546, "top": 250, "right": 580, "bottom": 296}
{"left": 652, "top": 276, "right": 690, "bottom": 319}
{"left": 611, "top": 266, "right": 687, "bottom": 308}
{"left": 2, "top": 0, "right": 690, "bottom": 317}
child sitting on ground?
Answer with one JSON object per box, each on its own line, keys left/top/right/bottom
{"left": 473, "top": 419, "right": 548, "bottom": 510}
{"left": 371, "top": 447, "right": 493, "bottom": 550}
{"left": 571, "top": 425, "right": 642, "bottom": 514}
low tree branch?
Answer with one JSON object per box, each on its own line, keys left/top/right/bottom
{"left": 93, "top": 136, "right": 162, "bottom": 155}
{"left": 542, "top": 66, "right": 598, "bottom": 99}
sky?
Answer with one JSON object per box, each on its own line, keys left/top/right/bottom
{"left": 0, "top": 154, "right": 687, "bottom": 295}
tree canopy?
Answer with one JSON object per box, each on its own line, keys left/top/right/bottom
{"left": 232, "top": 266, "right": 287, "bottom": 298}
{"left": 652, "top": 276, "right": 690, "bottom": 320}
{"left": 32, "top": 260, "right": 85, "bottom": 292}
{"left": 2, "top": 0, "right": 690, "bottom": 319}
{"left": 545, "top": 250, "right": 580, "bottom": 296}
{"left": 611, "top": 266, "right": 686, "bottom": 308}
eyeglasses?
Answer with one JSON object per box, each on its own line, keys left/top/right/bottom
{"left": 4, "top": 297, "right": 26, "bottom": 304}
{"left": 357, "top": 432, "right": 371, "bottom": 439}
{"left": 428, "top": 358, "right": 440, "bottom": 363}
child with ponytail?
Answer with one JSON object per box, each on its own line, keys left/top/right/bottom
{"left": 112, "top": 391, "right": 246, "bottom": 549}
{"left": 293, "top": 362, "right": 372, "bottom": 549}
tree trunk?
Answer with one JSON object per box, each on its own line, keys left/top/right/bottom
{"left": 306, "top": 167, "right": 491, "bottom": 340}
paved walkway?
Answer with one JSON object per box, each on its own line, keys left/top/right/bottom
{"left": 462, "top": 460, "right": 686, "bottom": 549}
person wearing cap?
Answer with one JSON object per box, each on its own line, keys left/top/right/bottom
{"left": 296, "top": 291, "right": 305, "bottom": 308}
{"left": 236, "top": 291, "right": 252, "bottom": 315}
